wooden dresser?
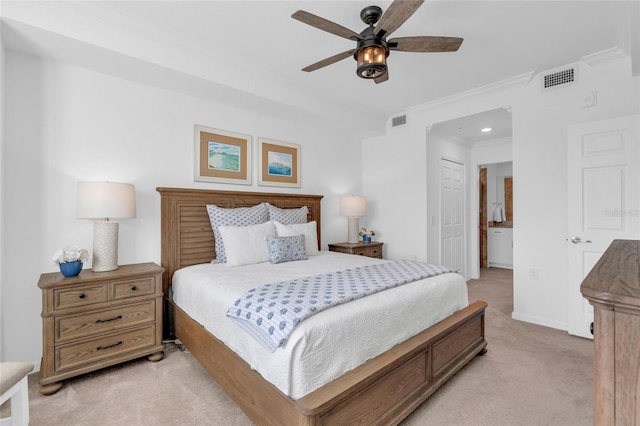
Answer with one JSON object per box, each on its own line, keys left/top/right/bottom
{"left": 328, "top": 241, "right": 383, "bottom": 259}
{"left": 580, "top": 239, "right": 640, "bottom": 425}
{"left": 38, "top": 262, "right": 165, "bottom": 395}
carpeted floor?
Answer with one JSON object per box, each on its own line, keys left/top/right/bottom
{"left": 11, "top": 268, "right": 594, "bottom": 425}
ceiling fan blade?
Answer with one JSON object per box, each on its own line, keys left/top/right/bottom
{"left": 374, "top": 70, "right": 389, "bottom": 84}
{"left": 375, "top": 0, "right": 424, "bottom": 38}
{"left": 388, "top": 36, "right": 463, "bottom": 52}
{"left": 292, "top": 10, "right": 362, "bottom": 41}
{"left": 302, "top": 49, "right": 356, "bottom": 72}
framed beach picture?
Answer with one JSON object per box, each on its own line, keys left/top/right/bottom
{"left": 258, "top": 138, "right": 301, "bottom": 188}
{"left": 194, "top": 125, "right": 251, "bottom": 185}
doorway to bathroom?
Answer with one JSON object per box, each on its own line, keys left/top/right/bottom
{"left": 480, "top": 162, "right": 513, "bottom": 269}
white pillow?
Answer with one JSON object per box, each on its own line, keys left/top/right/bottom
{"left": 273, "top": 221, "right": 319, "bottom": 256}
{"left": 218, "top": 221, "right": 276, "bottom": 267}
{"left": 206, "top": 203, "right": 269, "bottom": 263}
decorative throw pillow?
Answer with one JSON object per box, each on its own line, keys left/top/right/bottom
{"left": 206, "top": 203, "right": 269, "bottom": 263}
{"left": 218, "top": 222, "right": 276, "bottom": 267}
{"left": 266, "top": 204, "right": 308, "bottom": 224}
{"left": 265, "top": 235, "right": 307, "bottom": 264}
{"left": 273, "top": 221, "right": 319, "bottom": 256}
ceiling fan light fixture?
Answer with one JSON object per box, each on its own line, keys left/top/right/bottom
{"left": 293, "top": 0, "right": 462, "bottom": 83}
{"left": 356, "top": 44, "right": 387, "bottom": 79}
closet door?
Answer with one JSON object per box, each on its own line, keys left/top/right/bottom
{"left": 441, "top": 158, "right": 465, "bottom": 275}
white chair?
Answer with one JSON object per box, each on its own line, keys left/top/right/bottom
{"left": 0, "top": 362, "right": 34, "bottom": 426}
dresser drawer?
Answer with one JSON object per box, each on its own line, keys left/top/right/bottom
{"left": 55, "top": 324, "right": 156, "bottom": 372}
{"left": 56, "top": 300, "right": 156, "bottom": 343}
{"left": 55, "top": 285, "right": 109, "bottom": 310}
{"left": 112, "top": 277, "right": 156, "bottom": 300}
{"left": 353, "top": 246, "right": 383, "bottom": 258}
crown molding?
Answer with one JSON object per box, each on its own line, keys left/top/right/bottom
{"left": 405, "top": 72, "right": 534, "bottom": 115}
{"left": 581, "top": 47, "right": 627, "bottom": 67}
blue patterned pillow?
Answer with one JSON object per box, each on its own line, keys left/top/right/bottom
{"left": 206, "top": 203, "right": 269, "bottom": 263}
{"left": 265, "top": 235, "right": 307, "bottom": 264}
{"left": 266, "top": 204, "right": 308, "bottom": 224}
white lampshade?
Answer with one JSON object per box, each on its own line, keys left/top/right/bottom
{"left": 340, "top": 196, "right": 367, "bottom": 217}
{"left": 77, "top": 181, "right": 136, "bottom": 219}
{"left": 77, "top": 181, "right": 136, "bottom": 272}
{"left": 340, "top": 196, "right": 366, "bottom": 244}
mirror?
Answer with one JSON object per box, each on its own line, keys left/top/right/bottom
{"left": 488, "top": 162, "right": 512, "bottom": 223}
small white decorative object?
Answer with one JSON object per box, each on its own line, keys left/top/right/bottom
{"left": 51, "top": 246, "right": 90, "bottom": 265}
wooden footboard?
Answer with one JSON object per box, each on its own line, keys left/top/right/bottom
{"left": 173, "top": 300, "right": 487, "bottom": 425}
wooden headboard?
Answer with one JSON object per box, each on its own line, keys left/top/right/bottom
{"left": 156, "top": 187, "right": 323, "bottom": 334}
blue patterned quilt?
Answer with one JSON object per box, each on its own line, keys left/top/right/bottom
{"left": 227, "top": 260, "right": 455, "bottom": 352}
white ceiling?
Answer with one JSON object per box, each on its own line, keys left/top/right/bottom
{"left": 433, "top": 107, "right": 513, "bottom": 144}
{"left": 2, "top": 1, "right": 638, "bottom": 139}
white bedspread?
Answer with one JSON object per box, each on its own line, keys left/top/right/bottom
{"left": 172, "top": 251, "right": 468, "bottom": 400}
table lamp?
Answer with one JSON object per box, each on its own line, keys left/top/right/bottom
{"left": 76, "top": 181, "right": 136, "bottom": 272}
{"left": 340, "top": 196, "right": 366, "bottom": 244}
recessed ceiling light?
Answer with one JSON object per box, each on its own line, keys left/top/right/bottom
{"left": 481, "top": 127, "right": 492, "bottom": 133}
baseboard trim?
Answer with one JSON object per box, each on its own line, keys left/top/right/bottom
{"left": 511, "top": 311, "right": 567, "bottom": 331}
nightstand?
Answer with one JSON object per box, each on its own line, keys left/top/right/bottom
{"left": 38, "top": 262, "right": 165, "bottom": 395}
{"left": 328, "top": 241, "right": 384, "bottom": 259}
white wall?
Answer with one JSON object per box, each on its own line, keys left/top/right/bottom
{"left": 1, "top": 50, "right": 363, "bottom": 364}
{"left": 363, "top": 54, "right": 639, "bottom": 332}
{"left": 0, "top": 5, "right": 6, "bottom": 362}
{"left": 361, "top": 123, "right": 428, "bottom": 261}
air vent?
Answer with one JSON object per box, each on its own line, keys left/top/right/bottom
{"left": 543, "top": 68, "right": 575, "bottom": 89}
{"left": 392, "top": 115, "right": 407, "bottom": 127}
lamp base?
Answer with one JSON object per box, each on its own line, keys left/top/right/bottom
{"left": 92, "top": 221, "right": 119, "bottom": 272}
{"left": 347, "top": 217, "right": 360, "bottom": 244}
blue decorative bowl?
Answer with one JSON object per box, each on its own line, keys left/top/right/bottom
{"left": 60, "top": 261, "right": 83, "bottom": 277}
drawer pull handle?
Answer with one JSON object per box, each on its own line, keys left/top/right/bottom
{"left": 131, "top": 286, "right": 138, "bottom": 291}
{"left": 97, "top": 341, "right": 123, "bottom": 351}
{"left": 78, "top": 293, "right": 86, "bottom": 299}
{"left": 96, "top": 315, "right": 123, "bottom": 324}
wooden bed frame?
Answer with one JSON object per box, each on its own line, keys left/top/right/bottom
{"left": 157, "top": 187, "right": 487, "bottom": 425}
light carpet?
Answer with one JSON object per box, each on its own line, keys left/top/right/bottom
{"left": 10, "top": 268, "right": 594, "bottom": 425}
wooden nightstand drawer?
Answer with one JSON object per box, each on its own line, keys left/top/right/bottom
{"left": 56, "top": 300, "right": 156, "bottom": 342}
{"left": 55, "top": 324, "right": 156, "bottom": 372}
{"left": 112, "top": 277, "right": 156, "bottom": 300}
{"left": 55, "top": 285, "right": 108, "bottom": 310}
{"left": 328, "top": 242, "right": 384, "bottom": 259}
{"left": 352, "top": 246, "right": 382, "bottom": 258}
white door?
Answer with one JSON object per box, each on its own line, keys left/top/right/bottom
{"left": 441, "top": 158, "right": 465, "bottom": 275}
{"left": 567, "top": 114, "right": 640, "bottom": 338}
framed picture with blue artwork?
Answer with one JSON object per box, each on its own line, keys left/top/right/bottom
{"left": 258, "top": 138, "right": 300, "bottom": 188}
{"left": 194, "top": 125, "right": 251, "bottom": 185}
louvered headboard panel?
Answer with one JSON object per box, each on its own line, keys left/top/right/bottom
{"left": 156, "top": 187, "right": 323, "bottom": 334}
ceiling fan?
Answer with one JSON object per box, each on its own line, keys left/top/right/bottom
{"left": 291, "top": 0, "right": 463, "bottom": 84}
